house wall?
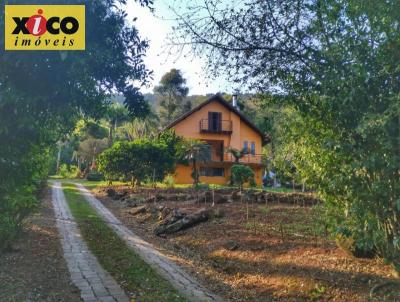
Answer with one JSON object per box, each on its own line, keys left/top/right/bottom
{"left": 174, "top": 163, "right": 263, "bottom": 186}
{"left": 172, "top": 101, "right": 233, "bottom": 147}
{"left": 171, "top": 100, "right": 264, "bottom": 186}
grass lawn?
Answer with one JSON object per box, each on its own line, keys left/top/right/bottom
{"left": 62, "top": 183, "right": 187, "bottom": 302}
{"left": 70, "top": 178, "right": 296, "bottom": 193}
{"left": 52, "top": 176, "right": 299, "bottom": 195}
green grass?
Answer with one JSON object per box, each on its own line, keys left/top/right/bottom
{"left": 263, "top": 187, "right": 296, "bottom": 193}
{"left": 62, "top": 183, "right": 187, "bottom": 302}
{"left": 58, "top": 177, "right": 296, "bottom": 193}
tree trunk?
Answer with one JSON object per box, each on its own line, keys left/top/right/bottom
{"left": 192, "top": 159, "right": 198, "bottom": 186}
{"left": 108, "top": 124, "right": 113, "bottom": 147}
{"left": 154, "top": 208, "right": 210, "bottom": 235}
{"left": 56, "top": 143, "right": 62, "bottom": 174}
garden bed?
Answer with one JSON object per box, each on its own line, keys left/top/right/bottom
{"left": 92, "top": 185, "right": 400, "bottom": 301}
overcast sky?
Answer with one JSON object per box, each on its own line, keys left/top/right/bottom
{"left": 125, "top": 1, "right": 232, "bottom": 96}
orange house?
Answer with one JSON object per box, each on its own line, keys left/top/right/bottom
{"left": 165, "top": 95, "right": 266, "bottom": 186}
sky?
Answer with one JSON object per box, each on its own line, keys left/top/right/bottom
{"left": 125, "top": 1, "right": 232, "bottom": 96}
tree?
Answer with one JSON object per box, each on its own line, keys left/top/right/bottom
{"left": 119, "top": 115, "right": 158, "bottom": 141}
{"left": 98, "top": 139, "right": 175, "bottom": 186}
{"left": 158, "top": 129, "right": 184, "bottom": 162}
{"left": 179, "top": 139, "right": 210, "bottom": 186}
{"left": 243, "top": 97, "right": 304, "bottom": 189}
{"left": 231, "top": 164, "right": 256, "bottom": 221}
{"left": 0, "top": 0, "right": 152, "bottom": 250}
{"left": 154, "top": 69, "right": 190, "bottom": 126}
{"left": 230, "top": 165, "right": 255, "bottom": 190}
{"left": 77, "top": 138, "right": 109, "bottom": 170}
{"left": 171, "top": 0, "right": 400, "bottom": 273}
{"left": 104, "top": 102, "right": 130, "bottom": 146}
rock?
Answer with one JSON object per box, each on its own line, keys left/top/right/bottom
{"left": 129, "top": 206, "right": 147, "bottom": 216}
{"left": 223, "top": 240, "right": 239, "bottom": 251}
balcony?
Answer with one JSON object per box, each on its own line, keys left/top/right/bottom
{"left": 200, "top": 119, "right": 232, "bottom": 134}
{"left": 221, "top": 153, "right": 263, "bottom": 165}
{"left": 206, "top": 151, "right": 263, "bottom": 165}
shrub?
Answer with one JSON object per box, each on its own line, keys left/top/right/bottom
{"left": 86, "top": 171, "right": 104, "bottom": 181}
{"left": 98, "top": 138, "right": 175, "bottom": 186}
{"left": 58, "top": 164, "right": 79, "bottom": 179}
{"left": 231, "top": 164, "right": 256, "bottom": 189}
{"left": 164, "top": 174, "right": 175, "bottom": 189}
{"left": 0, "top": 188, "right": 38, "bottom": 251}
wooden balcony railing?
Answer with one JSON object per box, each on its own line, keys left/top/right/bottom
{"left": 222, "top": 153, "right": 263, "bottom": 164}
{"left": 200, "top": 119, "right": 233, "bottom": 134}
{"left": 207, "top": 152, "right": 263, "bottom": 165}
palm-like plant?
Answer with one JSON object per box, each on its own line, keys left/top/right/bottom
{"left": 180, "top": 139, "right": 210, "bottom": 186}
{"left": 104, "top": 102, "right": 130, "bottom": 146}
{"left": 226, "top": 147, "right": 248, "bottom": 163}
{"left": 119, "top": 117, "right": 158, "bottom": 141}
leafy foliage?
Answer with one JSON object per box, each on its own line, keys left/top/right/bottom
{"left": 58, "top": 164, "right": 79, "bottom": 179}
{"left": 98, "top": 138, "right": 176, "bottom": 186}
{"left": 154, "top": 69, "right": 190, "bottom": 126}
{"left": 171, "top": 0, "right": 400, "bottom": 270}
{"left": 231, "top": 165, "right": 256, "bottom": 189}
{"left": 118, "top": 116, "right": 158, "bottom": 141}
{"left": 0, "top": 0, "right": 152, "bottom": 250}
{"left": 226, "top": 147, "right": 248, "bottom": 163}
{"left": 179, "top": 139, "right": 210, "bottom": 186}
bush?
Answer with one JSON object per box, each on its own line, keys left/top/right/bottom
{"left": 231, "top": 164, "right": 256, "bottom": 189}
{"left": 86, "top": 171, "right": 104, "bottom": 181}
{"left": 0, "top": 188, "right": 38, "bottom": 251}
{"left": 164, "top": 174, "right": 175, "bottom": 189}
{"left": 335, "top": 229, "right": 376, "bottom": 259}
{"left": 58, "top": 164, "right": 79, "bottom": 179}
{"left": 98, "top": 139, "right": 176, "bottom": 186}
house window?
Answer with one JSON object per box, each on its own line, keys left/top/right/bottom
{"left": 200, "top": 167, "right": 225, "bottom": 177}
{"left": 250, "top": 142, "right": 256, "bottom": 155}
{"left": 243, "top": 141, "right": 248, "bottom": 152}
{"left": 208, "top": 112, "right": 222, "bottom": 132}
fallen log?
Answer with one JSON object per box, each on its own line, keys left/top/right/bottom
{"left": 129, "top": 206, "right": 147, "bottom": 215}
{"left": 154, "top": 208, "right": 210, "bottom": 235}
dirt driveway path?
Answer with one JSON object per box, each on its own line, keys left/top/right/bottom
{"left": 75, "top": 183, "right": 224, "bottom": 302}
{"left": 51, "top": 182, "right": 129, "bottom": 302}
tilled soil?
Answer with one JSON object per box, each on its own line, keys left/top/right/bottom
{"left": 94, "top": 187, "right": 400, "bottom": 302}
{"left": 0, "top": 188, "right": 81, "bottom": 302}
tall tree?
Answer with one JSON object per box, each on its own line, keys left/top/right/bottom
{"left": 171, "top": 0, "right": 400, "bottom": 273}
{"left": 104, "top": 102, "right": 130, "bottom": 146}
{"left": 0, "top": 0, "right": 152, "bottom": 250}
{"left": 154, "top": 69, "right": 190, "bottom": 126}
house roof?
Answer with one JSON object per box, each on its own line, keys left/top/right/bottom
{"left": 165, "top": 94, "right": 266, "bottom": 140}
